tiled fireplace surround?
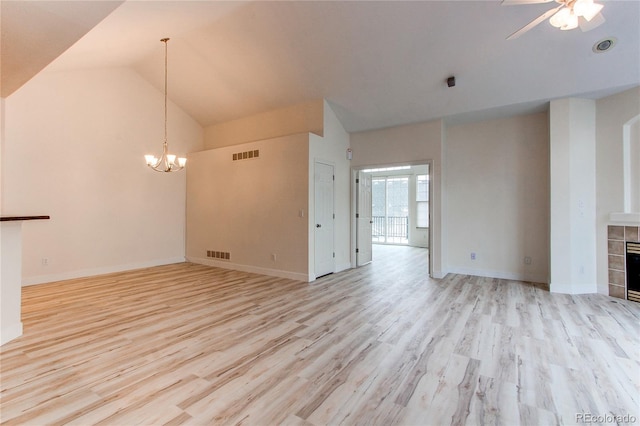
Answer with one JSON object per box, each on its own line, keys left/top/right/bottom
{"left": 607, "top": 225, "right": 640, "bottom": 299}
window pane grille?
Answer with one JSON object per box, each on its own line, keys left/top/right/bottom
{"left": 416, "top": 175, "right": 429, "bottom": 228}
{"left": 417, "top": 175, "right": 428, "bottom": 202}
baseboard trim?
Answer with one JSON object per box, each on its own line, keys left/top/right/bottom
{"left": 335, "top": 261, "right": 351, "bottom": 273}
{"left": 187, "top": 257, "right": 309, "bottom": 282}
{"left": 431, "top": 270, "right": 446, "bottom": 279}
{"left": 22, "top": 257, "right": 186, "bottom": 286}
{"left": 446, "top": 267, "right": 547, "bottom": 285}
{"left": 1, "top": 322, "right": 23, "bottom": 346}
{"left": 549, "top": 281, "right": 598, "bottom": 295}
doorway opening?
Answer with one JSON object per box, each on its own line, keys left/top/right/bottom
{"left": 354, "top": 162, "right": 431, "bottom": 275}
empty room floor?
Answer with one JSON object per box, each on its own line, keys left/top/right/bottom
{"left": 1, "top": 245, "right": 638, "bottom": 425}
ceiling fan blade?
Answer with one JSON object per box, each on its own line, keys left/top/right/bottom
{"left": 502, "top": 0, "right": 554, "bottom": 5}
{"left": 506, "top": 4, "right": 564, "bottom": 40}
{"left": 580, "top": 12, "right": 606, "bottom": 32}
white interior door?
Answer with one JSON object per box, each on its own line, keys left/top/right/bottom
{"left": 356, "top": 171, "right": 372, "bottom": 266}
{"left": 314, "top": 162, "right": 334, "bottom": 278}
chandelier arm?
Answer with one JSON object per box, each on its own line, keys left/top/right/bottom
{"left": 148, "top": 153, "right": 166, "bottom": 172}
{"left": 149, "top": 156, "right": 162, "bottom": 169}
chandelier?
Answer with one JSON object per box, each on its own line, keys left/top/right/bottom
{"left": 144, "top": 38, "right": 186, "bottom": 172}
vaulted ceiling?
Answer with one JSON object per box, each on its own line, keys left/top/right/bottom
{"left": 2, "top": 0, "right": 639, "bottom": 132}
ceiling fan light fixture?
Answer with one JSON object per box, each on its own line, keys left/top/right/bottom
{"left": 505, "top": 0, "right": 605, "bottom": 39}
{"left": 561, "top": 14, "right": 579, "bottom": 30}
{"left": 549, "top": 7, "right": 571, "bottom": 28}
{"left": 574, "top": 0, "right": 603, "bottom": 21}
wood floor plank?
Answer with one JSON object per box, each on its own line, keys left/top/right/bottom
{"left": 2, "top": 245, "right": 639, "bottom": 425}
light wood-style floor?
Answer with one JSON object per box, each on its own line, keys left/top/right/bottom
{"left": 1, "top": 245, "right": 639, "bottom": 425}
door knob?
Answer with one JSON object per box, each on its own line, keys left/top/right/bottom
{"left": 316, "top": 224, "right": 322, "bottom": 228}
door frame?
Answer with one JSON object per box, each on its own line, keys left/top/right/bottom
{"left": 350, "top": 160, "right": 434, "bottom": 277}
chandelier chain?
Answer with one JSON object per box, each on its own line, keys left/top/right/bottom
{"left": 163, "top": 38, "right": 168, "bottom": 145}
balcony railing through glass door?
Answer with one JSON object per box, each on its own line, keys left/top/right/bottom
{"left": 372, "top": 215, "right": 408, "bottom": 244}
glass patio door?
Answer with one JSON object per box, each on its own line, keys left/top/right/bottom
{"left": 371, "top": 176, "right": 409, "bottom": 244}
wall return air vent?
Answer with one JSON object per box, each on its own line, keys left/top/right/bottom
{"left": 233, "top": 150, "right": 260, "bottom": 161}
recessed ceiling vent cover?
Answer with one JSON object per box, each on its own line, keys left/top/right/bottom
{"left": 593, "top": 37, "right": 616, "bottom": 53}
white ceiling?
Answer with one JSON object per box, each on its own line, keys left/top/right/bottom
{"left": 0, "top": 0, "right": 124, "bottom": 97}
{"left": 3, "top": 0, "right": 639, "bottom": 132}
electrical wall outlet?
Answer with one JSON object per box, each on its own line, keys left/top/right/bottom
{"left": 524, "top": 256, "right": 532, "bottom": 265}
{"left": 470, "top": 252, "right": 476, "bottom": 260}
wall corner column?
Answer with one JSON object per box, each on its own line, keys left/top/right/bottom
{"left": 1, "top": 216, "right": 50, "bottom": 346}
{"left": 549, "top": 98, "right": 597, "bottom": 294}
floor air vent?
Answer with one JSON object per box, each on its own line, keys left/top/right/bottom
{"left": 233, "top": 150, "right": 259, "bottom": 161}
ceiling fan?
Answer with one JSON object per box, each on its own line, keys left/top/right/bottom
{"left": 504, "top": 0, "right": 606, "bottom": 40}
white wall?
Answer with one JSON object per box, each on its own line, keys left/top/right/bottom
{"left": 1, "top": 222, "right": 24, "bottom": 345}
{"left": 630, "top": 119, "right": 640, "bottom": 213}
{"left": 190, "top": 100, "right": 350, "bottom": 282}
{"left": 0, "top": 101, "right": 3, "bottom": 293}
{"left": 0, "top": 98, "right": 24, "bottom": 345}
{"left": 595, "top": 86, "right": 640, "bottom": 294}
{"left": 351, "top": 113, "right": 550, "bottom": 282}
{"left": 550, "top": 98, "right": 597, "bottom": 294}
{"left": 445, "top": 112, "right": 549, "bottom": 283}
{"left": 1, "top": 98, "right": 4, "bottom": 206}
{"left": 309, "top": 101, "right": 352, "bottom": 277}
{"left": 204, "top": 100, "right": 324, "bottom": 149}
{"left": 1, "top": 67, "right": 203, "bottom": 285}
{"left": 350, "top": 119, "right": 445, "bottom": 277}
{"left": 186, "top": 134, "right": 310, "bottom": 281}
